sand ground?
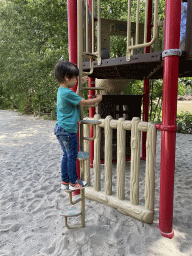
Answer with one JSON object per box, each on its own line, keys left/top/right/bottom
{"left": 0, "top": 110, "right": 192, "bottom": 256}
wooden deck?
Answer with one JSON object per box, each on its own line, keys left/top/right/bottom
{"left": 83, "top": 52, "right": 192, "bottom": 80}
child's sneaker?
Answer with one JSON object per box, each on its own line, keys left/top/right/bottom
{"left": 69, "top": 179, "right": 87, "bottom": 190}
{"left": 61, "top": 181, "right": 69, "bottom": 190}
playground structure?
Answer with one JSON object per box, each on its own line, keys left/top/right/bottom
{"left": 67, "top": 0, "right": 192, "bottom": 238}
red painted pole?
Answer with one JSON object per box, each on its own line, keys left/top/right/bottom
{"left": 67, "top": 0, "right": 78, "bottom": 93}
{"left": 88, "top": 0, "right": 95, "bottom": 168}
{"left": 67, "top": 0, "right": 80, "bottom": 195}
{"left": 141, "top": 0, "right": 152, "bottom": 160}
{"left": 158, "top": 0, "right": 181, "bottom": 238}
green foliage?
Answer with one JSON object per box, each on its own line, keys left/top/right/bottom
{"left": 110, "top": 36, "right": 127, "bottom": 58}
{"left": 0, "top": 0, "right": 68, "bottom": 114}
{"left": 177, "top": 112, "right": 192, "bottom": 134}
{"left": 82, "top": 83, "right": 89, "bottom": 118}
{"left": 148, "top": 79, "right": 191, "bottom": 123}
{"left": 149, "top": 80, "right": 163, "bottom": 122}
{"left": 178, "top": 83, "right": 186, "bottom": 96}
{"left": 178, "top": 78, "right": 192, "bottom": 96}
{"left": 100, "top": 0, "right": 128, "bottom": 21}
{"left": 123, "top": 80, "right": 143, "bottom": 95}
{"left": 19, "top": 94, "right": 33, "bottom": 114}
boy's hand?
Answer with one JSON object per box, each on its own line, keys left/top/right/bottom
{"left": 82, "top": 76, "right": 89, "bottom": 85}
{"left": 96, "top": 95, "right": 102, "bottom": 102}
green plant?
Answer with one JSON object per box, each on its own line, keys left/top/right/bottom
{"left": 177, "top": 111, "right": 192, "bottom": 134}
{"left": 19, "top": 94, "right": 33, "bottom": 114}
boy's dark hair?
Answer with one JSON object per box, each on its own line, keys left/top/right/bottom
{"left": 54, "top": 61, "right": 79, "bottom": 83}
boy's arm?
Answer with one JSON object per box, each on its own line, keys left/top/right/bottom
{"left": 79, "top": 95, "right": 102, "bottom": 106}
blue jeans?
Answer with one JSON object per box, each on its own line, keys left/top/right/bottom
{"left": 54, "top": 124, "right": 78, "bottom": 184}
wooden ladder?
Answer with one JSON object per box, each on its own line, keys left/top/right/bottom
{"left": 60, "top": 118, "right": 101, "bottom": 228}
{"left": 61, "top": 188, "right": 86, "bottom": 229}
{"left": 60, "top": 151, "right": 90, "bottom": 229}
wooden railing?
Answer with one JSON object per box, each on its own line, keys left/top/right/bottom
{"left": 126, "top": 0, "right": 159, "bottom": 61}
{"left": 81, "top": 115, "right": 157, "bottom": 224}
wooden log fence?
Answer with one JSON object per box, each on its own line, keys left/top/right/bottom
{"left": 82, "top": 114, "right": 157, "bottom": 224}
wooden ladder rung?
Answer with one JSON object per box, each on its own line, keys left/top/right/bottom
{"left": 82, "top": 52, "right": 98, "bottom": 58}
{"left": 64, "top": 187, "right": 85, "bottom": 193}
{"left": 61, "top": 208, "right": 82, "bottom": 217}
{"left": 79, "top": 120, "right": 101, "bottom": 125}
{"left": 81, "top": 87, "right": 105, "bottom": 90}
{"left": 77, "top": 151, "right": 90, "bottom": 161}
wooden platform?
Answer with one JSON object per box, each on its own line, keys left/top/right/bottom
{"left": 83, "top": 52, "right": 192, "bottom": 80}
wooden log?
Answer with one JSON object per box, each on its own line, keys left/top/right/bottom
{"left": 123, "top": 120, "right": 132, "bottom": 130}
{"left": 110, "top": 119, "right": 117, "bottom": 129}
{"left": 117, "top": 118, "right": 126, "bottom": 200}
{"left": 138, "top": 121, "right": 148, "bottom": 132}
{"left": 93, "top": 114, "right": 101, "bottom": 191}
{"left": 85, "top": 187, "right": 154, "bottom": 224}
{"left": 104, "top": 116, "right": 113, "bottom": 195}
{"left": 145, "top": 122, "right": 157, "bottom": 212}
{"left": 130, "top": 117, "right": 141, "bottom": 205}
{"left": 99, "top": 119, "right": 105, "bottom": 128}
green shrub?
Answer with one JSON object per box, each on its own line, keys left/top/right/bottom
{"left": 177, "top": 111, "right": 192, "bottom": 134}
{"left": 0, "top": 97, "right": 12, "bottom": 109}
{"left": 19, "top": 95, "right": 33, "bottom": 114}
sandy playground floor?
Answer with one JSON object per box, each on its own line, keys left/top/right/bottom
{"left": 0, "top": 110, "right": 192, "bottom": 256}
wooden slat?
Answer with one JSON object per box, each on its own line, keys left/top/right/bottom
{"left": 130, "top": 117, "right": 141, "bottom": 205}
{"left": 117, "top": 118, "right": 126, "bottom": 200}
{"left": 104, "top": 116, "right": 113, "bottom": 195}
{"left": 81, "top": 87, "right": 105, "bottom": 90}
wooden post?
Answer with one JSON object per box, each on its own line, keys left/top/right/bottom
{"left": 104, "top": 116, "right": 113, "bottom": 195}
{"left": 80, "top": 189, "right": 85, "bottom": 228}
{"left": 145, "top": 122, "right": 156, "bottom": 212}
{"left": 130, "top": 117, "right": 141, "bottom": 205}
{"left": 117, "top": 118, "right": 126, "bottom": 200}
{"left": 93, "top": 114, "right": 101, "bottom": 191}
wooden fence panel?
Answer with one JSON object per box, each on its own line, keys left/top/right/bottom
{"left": 83, "top": 116, "right": 157, "bottom": 224}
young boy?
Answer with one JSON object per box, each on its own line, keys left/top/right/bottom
{"left": 54, "top": 61, "right": 102, "bottom": 190}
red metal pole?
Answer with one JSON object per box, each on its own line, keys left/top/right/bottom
{"left": 141, "top": 0, "right": 152, "bottom": 160}
{"left": 88, "top": 0, "right": 95, "bottom": 168}
{"left": 158, "top": 0, "right": 181, "bottom": 238}
{"left": 67, "top": 0, "right": 78, "bottom": 93}
{"left": 67, "top": 0, "right": 80, "bottom": 195}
